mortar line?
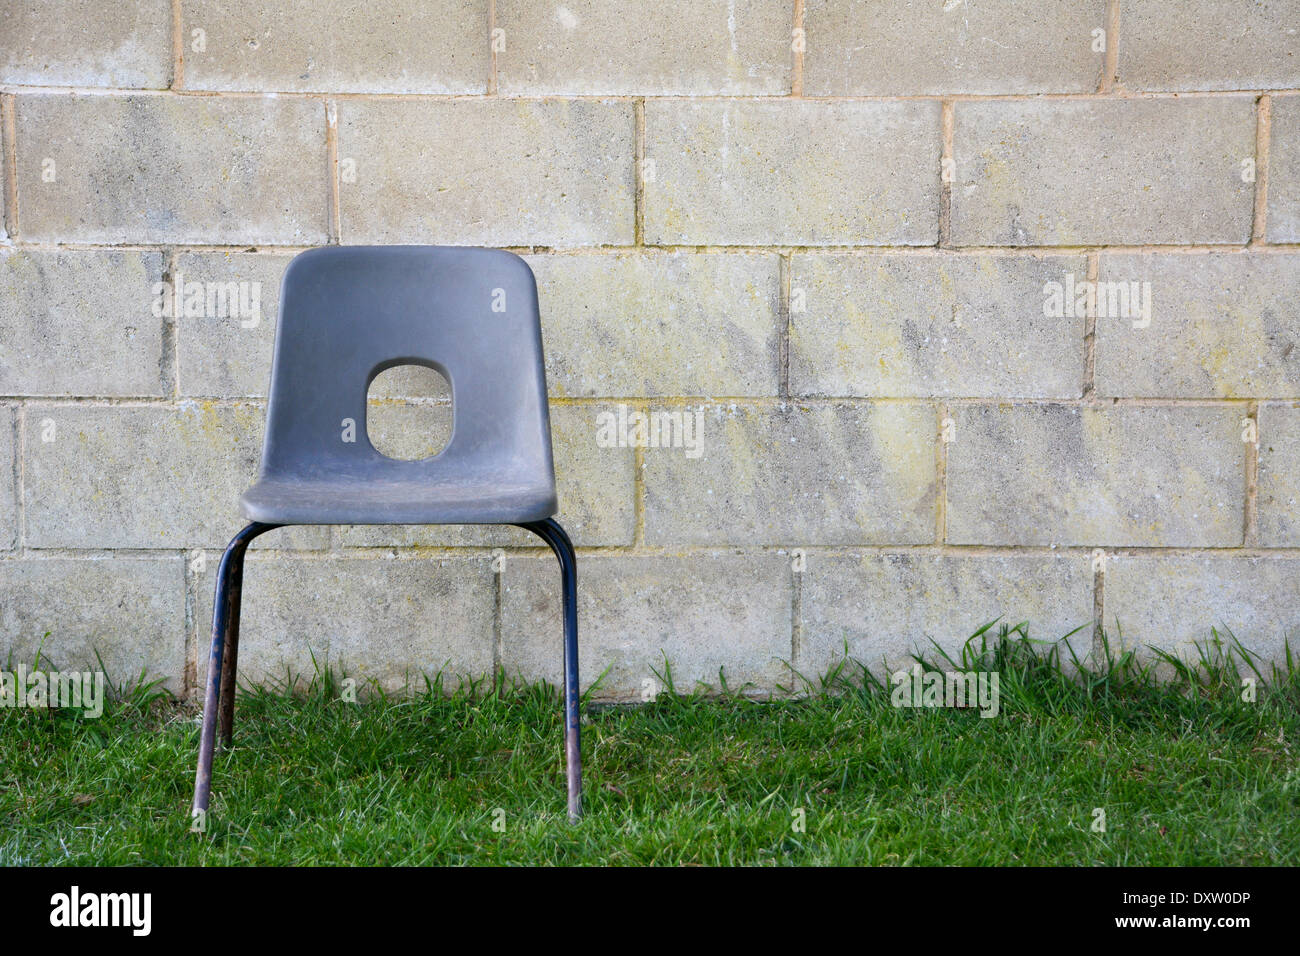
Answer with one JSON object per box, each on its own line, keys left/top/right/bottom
{"left": 1244, "top": 400, "right": 1260, "bottom": 547}
{"left": 7, "top": 406, "right": 19, "bottom": 553}
{"left": 170, "top": 0, "right": 184, "bottom": 89}
{"left": 1083, "top": 251, "right": 1099, "bottom": 401}
{"left": 492, "top": 553, "right": 504, "bottom": 678}
{"left": 6, "top": 239, "right": 1299, "bottom": 256}
{"left": 1099, "top": 0, "right": 1120, "bottom": 93}
{"left": 790, "top": 560, "right": 803, "bottom": 694}
{"left": 936, "top": 403, "right": 949, "bottom": 544}
{"left": 0, "top": 394, "right": 1278, "bottom": 407}
{"left": 2, "top": 94, "right": 18, "bottom": 238}
{"left": 161, "top": 249, "right": 179, "bottom": 396}
{"left": 1252, "top": 94, "right": 1271, "bottom": 247}
{"left": 488, "top": 0, "right": 499, "bottom": 96}
{"left": 939, "top": 100, "right": 954, "bottom": 247}
{"left": 633, "top": 409, "right": 647, "bottom": 547}
{"left": 791, "top": 0, "right": 805, "bottom": 97}
{"left": 326, "top": 99, "right": 341, "bottom": 243}
{"left": 1092, "top": 552, "right": 1106, "bottom": 662}
{"left": 14, "top": 404, "right": 24, "bottom": 550}
{"left": 182, "top": 548, "right": 197, "bottom": 696}
{"left": 634, "top": 97, "right": 645, "bottom": 246}
{"left": 779, "top": 252, "right": 792, "bottom": 397}
{"left": 7, "top": 86, "right": 1297, "bottom": 102}
{"left": 19, "top": 542, "right": 1300, "bottom": 559}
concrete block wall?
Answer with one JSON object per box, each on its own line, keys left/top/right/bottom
{"left": 2, "top": 1, "right": 1299, "bottom": 699}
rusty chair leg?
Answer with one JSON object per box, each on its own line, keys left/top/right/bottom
{"left": 517, "top": 518, "right": 582, "bottom": 822}
{"left": 192, "top": 522, "right": 280, "bottom": 823}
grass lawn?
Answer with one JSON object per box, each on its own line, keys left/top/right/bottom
{"left": 2, "top": 627, "right": 1297, "bottom": 865}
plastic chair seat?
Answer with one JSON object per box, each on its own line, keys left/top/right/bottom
{"left": 240, "top": 475, "right": 558, "bottom": 526}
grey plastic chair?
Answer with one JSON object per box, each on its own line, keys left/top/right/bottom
{"left": 191, "top": 246, "right": 582, "bottom": 823}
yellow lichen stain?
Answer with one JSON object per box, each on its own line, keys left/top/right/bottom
{"left": 1191, "top": 304, "right": 1253, "bottom": 398}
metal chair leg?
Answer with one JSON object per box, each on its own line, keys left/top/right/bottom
{"left": 517, "top": 518, "right": 582, "bottom": 822}
{"left": 192, "top": 522, "right": 280, "bottom": 821}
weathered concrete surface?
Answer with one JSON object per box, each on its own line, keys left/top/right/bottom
{"left": 194, "top": 553, "right": 495, "bottom": 692}
{"left": 529, "top": 252, "right": 781, "bottom": 397}
{"left": 644, "top": 100, "right": 941, "bottom": 246}
{"left": 1095, "top": 253, "right": 1300, "bottom": 398}
{"left": 800, "top": 552, "right": 1094, "bottom": 678}
{"left": 1118, "top": 0, "right": 1300, "bottom": 92}
{"left": 502, "top": 551, "right": 792, "bottom": 697}
{"left": 337, "top": 99, "right": 635, "bottom": 246}
{"left": 0, "top": 248, "right": 166, "bottom": 397}
{"left": 643, "top": 402, "right": 937, "bottom": 546}
{"left": 1258, "top": 403, "right": 1300, "bottom": 547}
{"left": 181, "top": 0, "right": 489, "bottom": 93}
{"left": 0, "top": 555, "right": 186, "bottom": 690}
{"left": 1269, "top": 96, "right": 1300, "bottom": 244}
{"left": 1106, "top": 554, "right": 1300, "bottom": 664}
{"left": 803, "top": 0, "right": 1104, "bottom": 95}
{"left": 174, "top": 251, "right": 295, "bottom": 399}
{"left": 16, "top": 94, "right": 328, "bottom": 245}
{"left": 0, "top": 0, "right": 172, "bottom": 88}
{"left": 946, "top": 405, "right": 1245, "bottom": 547}
{"left": 3, "top": 5, "right": 1299, "bottom": 693}
{"left": 497, "top": 0, "right": 791, "bottom": 95}
{"left": 789, "top": 253, "right": 1086, "bottom": 398}
{"left": 0, "top": 407, "right": 16, "bottom": 550}
{"left": 22, "top": 402, "right": 324, "bottom": 551}
{"left": 951, "top": 98, "right": 1257, "bottom": 246}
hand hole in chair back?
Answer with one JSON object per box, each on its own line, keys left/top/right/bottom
{"left": 366, "top": 364, "right": 453, "bottom": 461}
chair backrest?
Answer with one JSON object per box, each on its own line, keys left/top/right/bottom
{"left": 257, "top": 246, "right": 555, "bottom": 491}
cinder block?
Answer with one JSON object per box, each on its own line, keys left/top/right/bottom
{"left": 16, "top": 93, "right": 328, "bottom": 245}
{"left": 1268, "top": 95, "right": 1300, "bottom": 244}
{"left": 789, "top": 253, "right": 1086, "bottom": 398}
{"left": 800, "top": 552, "right": 1094, "bottom": 678}
{"left": 1118, "top": 0, "right": 1300, "bottom": 91}
{"left": 0, "top": 556, "right": 186, "bottom": 691}
{"left": 337, "top": 99, "right": 635, "bottom": 246}
{"left": 802, "top": 0, "right": 1103, "bottom": 95}
{"left": 528, "top": 252, "right": 781, "bottom": 397}
{"left": 951, "top": 98, "right": 1257, "bottom": 246}
{"left": 1257, "top": 403, "right": 1300, "bottom": 547}
{"left": 175, "top": 252, "right": 293, "bottom": 398}
{"left": 0, "top": 407, "right": 15, "bottom": 550}
{"left": 0, "top": 248, "right": 166, "bottom": 397}
{"left": 337, "top": 403, "right": 635, "bottom": 548}
{"left": 946, "top": 404, "right": 1245, "bottom": 547}
{"left": 497, "top": 0, "right": 790, "bottom": 95}
{"left": 1106, "top": 554, "right": 1300, "bottom": 664}
{"left": 643, "top": 402, "right": 937, "bottom": 546}
{"left": 22, "top": 402, "right": 323, "bottom": 550}
{"left": 1095, "top": 252, "right": 1300, "bottom": 398}
{"left": 501, "top": 551, "right": 792, "bottom": 698}
{"left": 182, "top": 0, "right": 488, "bottom": 93}
{"left": 643, "top": 100, "right": 941, "bottom": 246}
{"left": 193, "top": 553, "right": 495, "bottom": 692}
{"left": 0, "top": 0, "right": 171, "bottom": 88}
